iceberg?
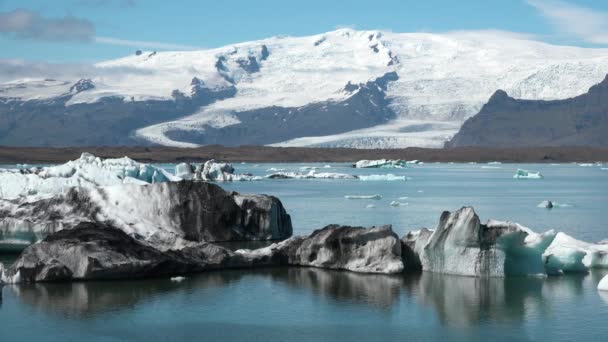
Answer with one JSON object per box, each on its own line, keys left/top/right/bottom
{"left": 416, "top": 207, "right": 556, "bottom": 277}
{"left": 266, "top": 170, "right": 357, "bottom": 179}
{"left": 543, "top": 232, "right": 608, "bottom": 274}
{"left": 0, "top": 153, "right": 178, "bottom": 199}
{"left": 537, "top": 200, "right": 571, "bottom": 209}
{"left": 390, "top": 201, "right": 408, "bottom": 207}
{"left": 513, "top": 169, "right": 543, "bottom": 179}
{"left": 359, "top": 174, "right": 407, "bottom": 181}
{"left": 353, "top": 159, "right": 407, "bottom": 169}
{"left": 599, "top": 275, "right": 608, "bottom": 291}
{"left": 170, "top": 276, "right": 187, "bottom": 282}
{"left": 0, "top": 181, "right": 293, "bottom": 251}
{"left": 366, "top": 204, "right": 376, "bottom": 209}
{"left": 344, "top": 195, "right": 382, "bottom": 200}
{"left": 176, "top": 160, "right": 261, "bottom": 182}
{"left": 401, "top": 228, "right": 434, "bottom": 271}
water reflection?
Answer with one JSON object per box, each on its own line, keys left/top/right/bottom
{"left": 410, "top": 273, "right": 547, "bottom": 327}
{"left": 4, "top": 267, "right": 607, "bottom": 327}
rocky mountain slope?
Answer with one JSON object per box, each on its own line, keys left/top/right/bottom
{"left": 447, "top": 75, "right": 608, "bottom": 147}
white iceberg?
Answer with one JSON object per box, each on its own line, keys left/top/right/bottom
{"left": 513, "top": 169, "right": 543, "bottom": 179}
{"left": 417, "top": 207, "right": 556, "bottom": 277}
{"left": 353, "top": 159, "right": 407, "bottom": 169}
{"left": 266, "top": 170, "right": 357, "bottom": 180}
{"left": 177, "top": 160, "right": 261, "bottom": 182}
{"left": 488, "top": 162, "right": 502, "bottom": 165}
{"left": 599, "top": 275, "right": 608, "bottom": 291}
{"left": 344, "top": 195, "right": 382, "bottom": 200}
{"left": 359, "top": 174, "right": 407, "bottom": 181}
{"left": 390, "top": 201, "right": 408, "bottom": 207}
{"left": 543, "top": 232, "right": 608, "bottom": 274}
{"left": 0, "top": 153, "right": 178, "bottom": 199}
{"left": 170, "top": 276, "right": 187, "bottom": 282}
{"left": 266, "top": 168, "right": 286, "bottom": 172}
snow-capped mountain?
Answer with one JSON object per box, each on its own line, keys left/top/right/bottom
{"left": 2, "top": 28, "right": 608, "bottom": 148}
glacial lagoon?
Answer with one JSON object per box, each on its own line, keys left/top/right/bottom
{"left": 1, "top": 162, "right": 608, "bottom": 341}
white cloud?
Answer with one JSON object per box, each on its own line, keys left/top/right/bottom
{"left": 94, "top": 36, "right": 200, "bottom": 50}
{"left": 527, "top": 0, "right": 608, "bottom": 44}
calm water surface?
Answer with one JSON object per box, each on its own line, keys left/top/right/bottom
{"left": 1, "top": 162, "right": 607, "bottom": 341}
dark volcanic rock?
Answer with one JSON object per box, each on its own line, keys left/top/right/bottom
{"left": 447, "top": 75, "right": 608, "bottom": 147}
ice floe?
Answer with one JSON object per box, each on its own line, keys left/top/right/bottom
{"left": 359, "top": 174, "right": 407, "bottom": 181}
{"left": 537, "top": 200, "right": 571, "bottom": 209}
{"left": 0, "top": 153, "right": 177, "bottom": 199}
{"left": 390, "top": 201, "right": 408, "bottom": 207}
{"left": 266, "top": 170, "right": 357, "bottom": 179}
{"left": 353, "top": 159, "right": 407, "bottom": 169}
{"left": 513, "top": 169, "right": 543, "bottom": 179}
{"left": 344, "top": 195, "right": 382, "bottom": 200}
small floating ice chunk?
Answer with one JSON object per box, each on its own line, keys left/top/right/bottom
{"left": 487, "top": 161, "right": 502, "bottom": 165}
{"left": 323, "top": 165, "right": 332, "bottom": 168}
{"left": 354, "top": 159, "right": 407, "bottom": 169}
{"left": 344, "top": 195, "right": 382, "bottom": 200}
{"left": 599, "top": 275, "right": 608, "bottom": 291}
{"left": 417, "top": 190, "right": 424, "bottom": 193}
{"left": 537, "top": 200, "right": 570, "bottom": 209}
{"left": 170, "top": 276, "right": 187, "bottom": 282}
{"left": 366, "top": 204, "right": 376, "bottom": 209}
{"left": 390, "top": 201, "right": 408, "bottom": 207}
{"left": 359, "top": 174, "right": 407, "bottom": 181}
{"left": 513, "top": 169, "right": 543, "bottom": 179}
{"left": 578, "top": 163, "right": 594, "bottom": 167}
{"left": 398, "top": 196, "right": 409, "bottom": 200}
{"left": 481, "top": 166, "right": 501, "bottom": 169}
{"left": 266, "top": 168, "right": 285, "bottom": 172}
{"left": 267, "top": 170, "right": 357, "bottom": 179}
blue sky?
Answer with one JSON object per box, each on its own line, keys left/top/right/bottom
{"left": 1, "top": 0, "right": 608, "bottom": 62}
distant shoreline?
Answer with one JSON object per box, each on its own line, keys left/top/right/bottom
{"left": 0, "top": 146, "right": 606, "bottom": 164}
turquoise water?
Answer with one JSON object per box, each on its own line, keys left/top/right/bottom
{"left": 1, "top": 162, "right": 608, "bottom": 341}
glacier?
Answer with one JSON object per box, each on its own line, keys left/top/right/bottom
{"left": 4, "top": 29, "right": 608, "bottom": 148}
{"left": 0, "top": 153, "right": 177, "bottom": 199}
